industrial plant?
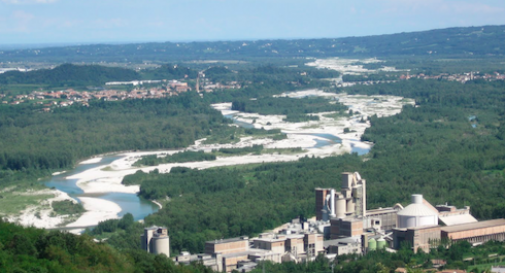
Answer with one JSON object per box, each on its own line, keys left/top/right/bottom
{"left": 173, "top": 221, "right": 326, "bottom": 272}
{"left": 141, "top": 226, "right": 170, "bottom": 257}
{"left": 141, "top": 172, "right": 505, "bottom": 272}
{"left": 317, "top": 172, "right": 505, "bottom": 255}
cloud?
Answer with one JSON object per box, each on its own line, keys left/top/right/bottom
{"left": 0, "top": 10, "right": 34, "bottom": 33}
{"left": 1, "top": 0, "right": 57, "bottom": 4}
{"left": 381, "top": 0, "right": 504, "bottom": 14}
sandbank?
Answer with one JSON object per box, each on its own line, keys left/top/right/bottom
{"left": 66, "top": 197, "right": 121, "bottom": 228}
{"left": 79, "top": 157, "right": 103, "bottom": 164}
{"left": 306, "top": 57, "right": 404, "bottom": 75}
{"left": 7, "top": 189, "right": 78, "bottom": 229}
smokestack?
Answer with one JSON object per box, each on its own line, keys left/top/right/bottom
{"left": 330, "top": 189, "right": 336, "bottom": 217}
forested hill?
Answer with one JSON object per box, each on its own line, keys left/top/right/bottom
{"left": 0, "top": 218, "right": 218, "bottom": 273}
{"left": 1, "top": 25, "right": 504, "bottom": 63}
{"left": 0, "top": 64, "right": 139, "bottom": 87}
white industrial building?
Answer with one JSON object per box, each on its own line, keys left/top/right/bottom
{"left": 397, "top": 194, "right": 439, "bottom": 229}
{"left": 141, "top": 226, "right": 170, "bottom": 257}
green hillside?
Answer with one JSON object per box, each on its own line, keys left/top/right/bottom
{"left": 0, "top": 64, "right": 139, "bottom": 87}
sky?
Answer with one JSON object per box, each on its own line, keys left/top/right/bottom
{"left": 0, "top": 0, "right": 505, "bottom": 46}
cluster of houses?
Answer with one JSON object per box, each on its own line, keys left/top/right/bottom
{"left": 1, "top": 77, "right": 245, "bottom": 111}
{"left": 399, "top": 71, "right": 505, "bottom": 83}
{"left": 337, "top": 71, "right": 505, "bottom": 87}
{"left": 0, "top": 80, "right": 195, "bottom": 110}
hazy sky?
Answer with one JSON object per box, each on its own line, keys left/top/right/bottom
{"left": 1, "top": 0, "right": 504, "bottom": 45}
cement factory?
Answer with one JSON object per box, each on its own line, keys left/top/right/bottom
{"left": 140, "top": 172, "right": 505, "bottom": 272}
{"left": 141, "top": 226, "right": 170, "bottom": 257}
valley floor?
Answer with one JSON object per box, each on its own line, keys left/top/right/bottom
{"left": 7, "top": 90, "right": 414, "bottom": 231}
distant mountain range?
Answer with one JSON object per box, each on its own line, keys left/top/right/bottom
{"left": 0, "top": 25, "right": 503, "bottom": 63}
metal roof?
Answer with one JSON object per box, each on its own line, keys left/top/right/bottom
{"left": 206, "top": 237, "right": 247, "bottom": 244}
{"left": 397, "top": 203, "right": 439, "bottom": 217}
{"left": 438, "top": 214, "right": 477, "bottom": 226}
{"left": 441, "top": 219, "right": 505, "bottom": 233}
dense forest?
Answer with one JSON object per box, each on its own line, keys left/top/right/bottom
{"left": 132, "top": 151, "right": 217, "bottom": 167}
{"left": 0, "top": 218, "right": 221, "bottom": 273}
{"left": 1, "top": 25, "right": 504, "bottom": 62}
{"left": 231, "top": 96, "right": 347, "bottom": 115}
{"left": 132, "top": 145, "right": 269, "bottom": 167}
{"left": 141, "top": 64, "right": 198, "bottom": 80}
{"left": 106, "top": 80, "right": 505, "bottom": 256}
{"left": 0, "top": 92, "right": 225, "bottom": 173}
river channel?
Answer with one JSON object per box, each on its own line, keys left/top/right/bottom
{"left": 43, "top": 111, "right": 369, "bottom": 228}
{"left": 224, "top": 114, "right": 370, "bottom": 155}
{"left": 43, "top": 156, "right": 159, "bottom": 225}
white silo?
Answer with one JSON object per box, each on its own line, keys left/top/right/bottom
{"left": 141, "top": 226, "right": 170, "bottom": 257}
{"left": 335, "top": 196, "right": 346, "bottom": 219}
{"left": 397, "top": 194, "right": 438, "bottom": 229}
{"left": 151, "top": 235, "right": 170, "bottom": 257}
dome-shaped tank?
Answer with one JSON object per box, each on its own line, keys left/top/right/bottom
{"left": 368, "top": 238, "right": 377, "bottom": 251}
{"left": 150, "top": 236, "right": 170, "bottom": 256}
{"left": 377, "top": 238, "right": 386, "bottom": 250}
{"left": 397, "top": 194, "right": 438, "bottom": 229}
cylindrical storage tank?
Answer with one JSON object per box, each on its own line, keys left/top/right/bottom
{"left": 368, "top": 238, "right": 376, "bottom": 251}
{"left": 411, "top": 194, "right": 423, "bottom": 204}
{"left": 346, "top": 199, "right": 355, "bottom": 214}
{"left": 397, "top": 194, "right": 438, "bottom": 229}
{"left": 398, "top": 214, "right": 417, "bottom": 228}
{"left": 336, "top": 198, "right": 346, "bottom": 218}
{"left": 377, "top": 238, "right": 386, "bottom": 250}
{"left": 151, "top": 236, "right": 170, "bottom": 256}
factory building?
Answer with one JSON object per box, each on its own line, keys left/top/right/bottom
{"left": 320, "top": 172, "right": 404, "bottom": 240}
{"left": 176, "top": 228, "right": 324, "bottom": 273}
{"left": 205, "top": 237, "right": 249, "bottom": 255}
{"left": 253, "top": 232, "right": 324, "bottom": 259}
{"left": 317, "top": 178, "right": 505, "bottom": 254}
{"left": 330, "top": 217, "right": 364, "bottom": 238}
{"left": 315, "top": 172, "right": 366, "bottom": 221}
{"left": 391, "top": 195, "right": 505, "bottom": 253}
{"left": 141, "top": 226, "right": 170, "bottom": 257}
{"left": 397, "top": 194, "right": 439, "bottom": 229}
{"left": 441, "top": 219, "right": 505, "bottom": 243}
{"left": 437, "top": 204, "right": 477, "bottom": 226}
{"left": 392, "top": 194, "right": 441, "bottom": 253}
{"left": 393, "top": 225, "right": 442, "bottom": 253}
{"left": 324, "top": 237, "right": 362, "bottom": 256}
{"left": 364, "top": 205, "right": 404, "bottom": 231}
{"left": 180, "top": 237, "right": 267, "bottom": 272}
